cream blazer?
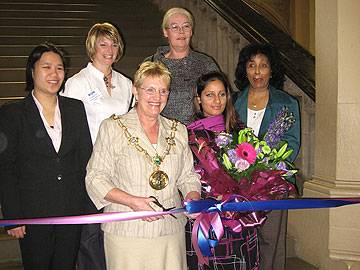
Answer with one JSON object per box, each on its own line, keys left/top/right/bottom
{"left": 86, "top": 109, "right": 201, "bottom": 238}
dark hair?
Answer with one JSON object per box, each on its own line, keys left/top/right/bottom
{"left": 195, "top": 71, "right": 239, "bottom": 132}
{"left": 25, "top": 42, "right": 67, "bottom": 92}
{"left": 234, "top": 43, "right": 285, "bottom": 91}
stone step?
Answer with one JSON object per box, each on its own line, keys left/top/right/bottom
{"left": 0, "top": 17, "right": 95, "bottom": 27}
{"left": 0, "top": 44, "right": 159, "bottom": 57}
{"left": 0, "top": 45, "right": 85, "bottom": 56}
{"left": 0, "top": 2, "right": 98, "bottom": 11}
{"left": 0, "top": 9, "right": 156, "bottom": 20}
{"left": 0, "top": 27, "right": 161, "bottom": 37}
{"left": 0, "top": 54, "right": 143, "bottom": 69}
{"left": 0, "top": 58, "right": 144, "bottom": 85}
{"left": 0, "top": 35, "right": 162, "bottom": 46}
{"left": 1, "top": 0, "right": 140, "bottom": 4}
{"left": 0, "top": 10, "right": 98, "bottom": 19}
{"left": 0, "top": 83, "right": 27, "bottom": 98}
{"left": 0, "top": 0, "right": 163, "bottom": 104}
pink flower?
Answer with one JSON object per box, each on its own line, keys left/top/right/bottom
{"left": 235, "top": 142, "right": 257, "bottom": 164}
{"left": 235, "top": 159, "right": 250, "bottom": 172}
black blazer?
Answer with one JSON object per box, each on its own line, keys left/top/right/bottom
{"left": 0, "top": 94, "right": 92, "bottom": 220}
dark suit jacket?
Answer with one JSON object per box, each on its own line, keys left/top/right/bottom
{"left": 0, "top": 94, "right": 92, "bottom": 220}
{"left": 234, "top": 86, "right": 301, "bottom": 162}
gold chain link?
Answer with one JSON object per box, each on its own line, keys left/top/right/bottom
{"left": 112, "top": 114, "right": 178, "bottom": 169}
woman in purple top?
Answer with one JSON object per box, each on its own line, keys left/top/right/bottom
{"left": 186, "top": 71, "right": 260, "bottom": 270}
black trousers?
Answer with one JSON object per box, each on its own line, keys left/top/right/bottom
{"left": 19, "top": 224, "right": 81, "bottom": 270}
{"left": 259, "top": 210, "right": 288, "bottom": 270}
{"left": 77, "top": 223, "right": 106, "bottom": 270}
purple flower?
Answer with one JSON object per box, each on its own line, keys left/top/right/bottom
{"left": 227, "top": 149, "right": 238, "bottom": 163}
{"left": 215, "top": 132, "right": 233, "bottom": 147}
{"left": 264, "top": 107, "right": 295, "bottom": 148}
{"left": 276, "top": 161, "right": 287, "bottom": 171}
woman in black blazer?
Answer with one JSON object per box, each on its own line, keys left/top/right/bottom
{"left": 0, "top": 43, "right": 92, "bottom": 270}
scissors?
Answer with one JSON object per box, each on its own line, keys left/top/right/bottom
{"left": 149, "top": 196, "right": 177, "bottom": 219}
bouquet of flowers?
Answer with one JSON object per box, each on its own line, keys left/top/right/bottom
{"left": 190, "top": 106, "right": 297, "bottom": 203}
{"left": 188, "top": 107, "right": 298, "bottom": 265}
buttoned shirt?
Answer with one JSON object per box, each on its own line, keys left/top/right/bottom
{"left": 86, "top": 109, "right": 201, "bottom": 238}
{"left": 61, "top": 62, "right": 133, "bottom": 143}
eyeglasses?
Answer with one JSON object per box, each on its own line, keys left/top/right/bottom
{"left": 166, "top": 23, "right": 192, "bottom": 33}
{"left": 140, "top": 87, "right": 170, "bottom": 96}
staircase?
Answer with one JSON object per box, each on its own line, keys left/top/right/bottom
{"left": 0, "top": 0, "right": 164, "bottom": 265}
{"left": 0, "top": 0, "right": 165, "bottom": 102}
{"left": 0, "top": 1, "right": 319, "bottom": 269}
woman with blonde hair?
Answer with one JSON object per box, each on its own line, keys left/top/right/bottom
{"left": 146, "top": 7, "right": 219, "bottom": 125}
{"left": 86, "top": 61, "right": 201, "bottom": 270}
{"left": 61, "top": 22, "right": 133, "bottom": 270}
{"left": 62, "top": 22, "right": 132, "bottom": 143}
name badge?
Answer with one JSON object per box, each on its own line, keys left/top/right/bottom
{"left": 87, "top": 89, "right": 103, "bottom": 103}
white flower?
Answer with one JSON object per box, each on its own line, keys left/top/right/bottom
{"left": 235, "top": 159, "right": 250, "bottom": 172}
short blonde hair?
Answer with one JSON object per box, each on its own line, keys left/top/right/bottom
{"left": 134, "top": 61, "right": 171, "bottom": 88}
{"left": 161, "top": 7, "right": 194, "bottom": 30}
{"left": 85, "top": 22, "right": 124, "bottom": 62}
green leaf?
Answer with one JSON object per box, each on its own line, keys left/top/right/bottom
{"left": 238, "top": 130, "right": 246, "bottom": 144}
{"left": 222, "top": 153, "right": 232, "bottom": 169}
{"left": 282, "top": 149, "right": 293, "bottom": 160}
{"left": 276, "top": 143, "right": 288, "bottom": 158}
{"left": 262, "top": 145, "right": 271, "bottom": 154}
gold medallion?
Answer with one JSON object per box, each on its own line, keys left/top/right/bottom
{"left": 149, "top": 170, "right": 169, "bottom": 190}
{"left": 113, "top": 117, "right": 177, "bottom": 191}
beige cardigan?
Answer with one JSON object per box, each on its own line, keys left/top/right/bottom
{"left": 85, "top": 109, "right": 201, "bottom": 238}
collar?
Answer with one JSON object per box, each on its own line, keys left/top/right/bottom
{"left": 31, "top": 90, "right": 59, "bottom": 114}
{"left": 87, "top": 62, "right": 111, "bottom": 80}
{"left": 157, "top": 45, "right": 193, "bottom": 60}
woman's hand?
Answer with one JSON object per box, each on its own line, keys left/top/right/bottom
{"left": 128, "top": 196, "right": 164, "bottom": 222}
{"left": 7, "top": 226, "right": 26, "bottom": 239}
{"left": 104, "top": 188, "right": 165, "bottom": 222}
{"left": 184, "top": 191, "right": 201, "bottom": 219}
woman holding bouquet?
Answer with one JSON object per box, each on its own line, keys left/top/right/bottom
{"left": 186, "top": 71, "right": 260, "bottom": 270}
{"left": 233, "top": 43, "right": 301, "bottom": 270}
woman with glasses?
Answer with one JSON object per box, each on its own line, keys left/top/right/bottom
{"left": 146, "top": 7, "right": 219, "bottom": 125}
{"left": 61, "top": 22, "right": 133, "bottom": 270}
{"left": 85, "top": 61, "right": 201, "bottom": 270}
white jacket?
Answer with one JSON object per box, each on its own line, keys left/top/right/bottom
{"left": 61, "top": 62, "right": 133, "bottom": 143}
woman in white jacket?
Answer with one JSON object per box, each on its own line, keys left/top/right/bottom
{"left": 61, "top": 22, "right": 133, "bottom": 270}
{"left": 62, "top": 22, "right": 133, "bottom": 144}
